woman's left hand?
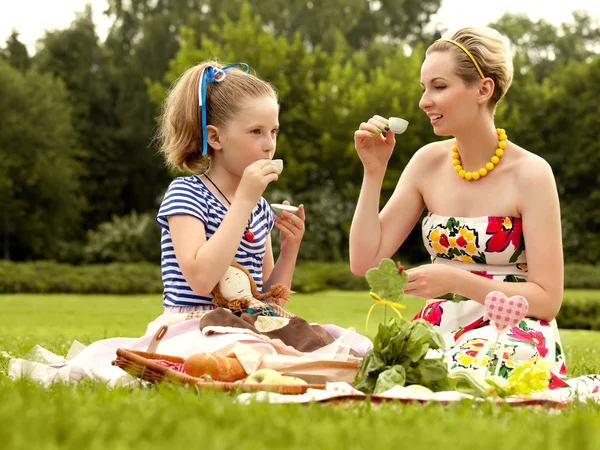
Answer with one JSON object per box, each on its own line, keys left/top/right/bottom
{"left": 274, "top": 201, "right": 305, "bottom": 253}
{"left": 404, "top": 264, "right": 459, "bottom": 299}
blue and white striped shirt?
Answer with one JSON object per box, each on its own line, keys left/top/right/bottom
{"left": 156, "top": 176, "right": 274, "bottom": 307}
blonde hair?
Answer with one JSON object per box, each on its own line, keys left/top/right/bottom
{"left": 157, "top": 60, "right": 278, "bottom": 173}
{"left": 211, "top": 261, "right": 290, "bottom": 311}
{"left": 427, "top": 27, "right": 514, "bottom": 108}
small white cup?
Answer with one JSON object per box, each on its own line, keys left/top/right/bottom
{"left": 271, "top": 203, "right": 298, "bottom": 216}
{"left": 272, "top": 159, "right": 283, "bottom": 174}
{"left": 388, "top": 117, "right": 409, "bottom": 134}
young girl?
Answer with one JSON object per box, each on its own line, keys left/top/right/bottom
{"left": 155, "top": 61, "right": 306, "bottom": 313}
{"left": 350, "top": 27, "right": 574, "bottom": 380}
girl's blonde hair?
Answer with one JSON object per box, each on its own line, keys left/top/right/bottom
{"left": 427, "top": 27, "right": 514, "bottom": 109}
{"left": 157, "top": 60, "right": 278, "bottom": 173}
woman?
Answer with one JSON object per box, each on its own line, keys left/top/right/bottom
{"left": 349, "top": 26, "right": 569, "bottom": 379}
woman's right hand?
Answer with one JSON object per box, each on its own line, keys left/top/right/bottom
{"left": 238, "top": 159, "right": 279, "bottom": 205}
{"left": 354, "top": 115, "right": 396, "bottom": 174}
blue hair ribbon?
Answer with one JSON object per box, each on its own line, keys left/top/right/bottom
{"left": 198, "top": 63, "right": 250, "bottom": 155}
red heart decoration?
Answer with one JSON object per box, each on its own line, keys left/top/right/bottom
{"left": 244, "top": 231, "right": 254, "bottom": 243}
{"left": 484, "top": 291, "right": 529, "bottom": 332}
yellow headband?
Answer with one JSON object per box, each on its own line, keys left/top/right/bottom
{"left": 436, "top": 39, "right": 485, "bottom": 79}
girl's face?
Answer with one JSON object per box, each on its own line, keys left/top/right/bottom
{"left": 419, "top": 51, "right": 481, "bottom": 136}
{"left": 217, "top": 96, "right": 280, "bottom": 177}
{"left": 218, "top": 266, "right": 253, "bottom": 300}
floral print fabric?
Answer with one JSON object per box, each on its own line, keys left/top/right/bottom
{"left": 414, "top": 213, "right": 600, "bottom": 398}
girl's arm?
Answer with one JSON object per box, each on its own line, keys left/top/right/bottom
{"left": 261, "top": 235, "right": 276, "bottom": 289}
{"left": 168, "top": 196, "right": 257, "bottom": 296}
{"left": 263, "top": 204, "right": 305, "bottom": 290}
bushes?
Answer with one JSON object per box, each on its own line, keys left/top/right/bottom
{"left": 563, "top": 264, "right": 600, "bottom": 289}
{"left": 1, "top": 260, "right": 599, "bottom": 330}
{"left": 0, "top": 261, "right": 162, "bottom": 295}
{"left": 292, "top": 262, "right": 368, "bottom": 293}
{"left": 83, "top": 211, "right": 161, "bottom": 263}
{"left": 556, "top": 298, "right": 600, "bottom": 331}
{"left": 1, "top": 260, "right": 599, "bottom": 294}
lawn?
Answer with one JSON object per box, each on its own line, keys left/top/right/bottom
{"left": 1, "top": 291, "right": 600, "bottom": 450}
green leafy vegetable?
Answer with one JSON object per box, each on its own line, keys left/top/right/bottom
{"left": 354, "top": 317, "right": 451, "bottom": 394}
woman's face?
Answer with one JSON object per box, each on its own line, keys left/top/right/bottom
{"left": 419, "top": 51, "right": 481, "bottom": 136}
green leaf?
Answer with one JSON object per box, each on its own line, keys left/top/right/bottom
{"left": 365, "top": 258, "right": 407, "bottom": 302}
{"left": 361, "top": 351, "right": 386, "bottom": 377}
{"left": 472, "top": 253, "right": 488, "bottom": 264}
{"left": 509, "top": 241, "right": 525, "bottom": 263}
{"left": 374, "top": 365, "right": 406, "bottom": 393}
{"left": 354, "top": 375, "right": 377, "bottom": 394}
{"left": 404, "top": 321, "right": 431, "bottom": 362}
{"left": 446, "top": 218, "right": 460, "bottom": 230}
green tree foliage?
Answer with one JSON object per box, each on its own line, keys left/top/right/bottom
{"left": 1, "top": 31, "right": 30, "bottom": 72}
{"left": 541, "top": 56, "right": 600, "bottom": 264}
{"left": 34, "top": 7, "right": 127, "bottom": 229}
{"left": 491, "top": 10, "right": 600, "bottom": 80}
{"left": 105, "top": 0, "right": 441, "bottom": 51}
{"left": 0, "top": 60, "right": 83, "bottom": 260}
{"left": 2, "top": 2, "right": 598, "bottom": 264}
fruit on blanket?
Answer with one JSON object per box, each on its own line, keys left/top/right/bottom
{"left": 244, "top": 369, "right": 308, "bottom": 385}
{"left": 183, "top": 352, "right": 246, "bottom": 382}
{"left": 405, "top": 384, "right": 433, "bottom": 394}
{"left": 244, "top": 369, "right": 284, "bottom": 384}
{"left": 281, "top": 376, "right": 308, "bottom": 385}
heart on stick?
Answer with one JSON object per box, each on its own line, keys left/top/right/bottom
{"left": 484, "top": 291, "right": 529, "bottom": 333}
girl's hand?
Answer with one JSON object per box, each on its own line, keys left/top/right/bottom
{"left": 238, "top": 160, "right": 279, "bottom": 205}
{"left": 354, "top": 114, "right": 396, "bottom": 174}
{"left": 404, "top": 264, "right": 459, "bottom": 300}
{"left": 274, "top": 200, "right": 305, "bottom": 254}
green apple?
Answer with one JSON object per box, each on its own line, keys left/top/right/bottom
{"left": 244, "top": 369, "right": 285, "bottom": 385}
{"left": 280, "top": 376, "right": 307, "bottom": 385}
{"left": 405, "top": 384, "right": 433, "bottom": 394}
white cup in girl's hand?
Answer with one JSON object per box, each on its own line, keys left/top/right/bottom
{"left": 388, "top": 117, "right": 409, "bottom": 134}
{"left": 272, "top": 159, "right": 283, "bottom": 174}
{"left": 271, "top": 203, "right": 298, "bottom": 216}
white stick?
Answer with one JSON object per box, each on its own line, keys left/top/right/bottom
{"left": 494, "top": 334, "right": 506, "bottom": 377}
{"left": 481, "top": 332, "right": 499, "bottom": 377}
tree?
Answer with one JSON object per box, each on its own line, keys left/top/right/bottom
{"left": 541, "top": 56, "right": 600, "bottom": 263}
{"left": 0, "top": 60, "right": 84, "bottom": 260}
{"left": 491, "top": 11, "right": 600, "bottom": 80}
{"left": 1, "top": 31, "right": 30, "bottom": 72}
{"left": 105, "top": 0, "right": 443, "bottom": 51}
{"left": 34, "top": 6, "right": 128, "bottom": 231}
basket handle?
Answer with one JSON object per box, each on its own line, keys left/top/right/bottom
{"left": 147, "top": 325, "right": 168, "bottom": 353}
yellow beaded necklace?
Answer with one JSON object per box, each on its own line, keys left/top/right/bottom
{"left": 452, "top": 128, "right": 508, "bottom": 181}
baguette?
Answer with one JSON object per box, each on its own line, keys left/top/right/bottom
{"left": 183, "top": 352, "right": 247, "bottom": 382}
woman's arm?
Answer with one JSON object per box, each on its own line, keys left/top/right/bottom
{"left": 350, "top": 146, "right": 429, "bottom": 276}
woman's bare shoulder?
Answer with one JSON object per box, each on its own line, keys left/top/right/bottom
{"left": 410, "top": 139, "right": 452, "bottom": 166}
{"left": 510, "top": 144, "right": 556, "bottom": 187}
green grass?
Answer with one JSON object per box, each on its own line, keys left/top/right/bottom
{"left": 1, "top": 292, "right": 600, "bottom": 450}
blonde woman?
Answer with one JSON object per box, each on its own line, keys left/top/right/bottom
{"left": 349, "top": 27, "right": 596, "bottom": 389}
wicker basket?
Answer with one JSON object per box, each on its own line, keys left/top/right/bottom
{"left": 112, "top": 348, "right": 326, "bottom": 394}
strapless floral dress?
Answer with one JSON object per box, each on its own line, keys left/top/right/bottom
{"left": 414, "top": 213, "right": 600, "bottom": 398}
